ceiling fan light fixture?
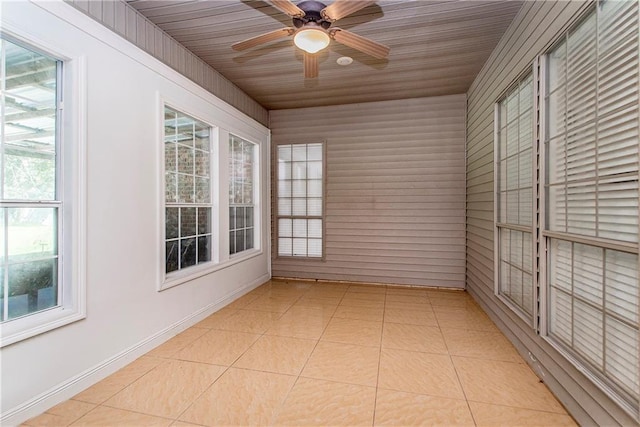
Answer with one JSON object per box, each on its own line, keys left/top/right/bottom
{"left": 294, "top": 28, "right": 330, "bottom": 54}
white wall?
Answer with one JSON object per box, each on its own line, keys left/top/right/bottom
{"left": 0, "top": 2, "right": 270, "bottom": 424}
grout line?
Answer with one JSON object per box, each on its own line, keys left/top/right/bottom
{"left": 371, "top": 287, "right": 387, "bottom": 426}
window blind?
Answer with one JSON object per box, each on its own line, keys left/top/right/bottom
{"left": 545, "top": 0, "right": 639, "bottom": 411}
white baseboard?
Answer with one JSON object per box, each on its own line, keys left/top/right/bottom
{"left": 1, "top": 273, "right": 269, "bottom": 426}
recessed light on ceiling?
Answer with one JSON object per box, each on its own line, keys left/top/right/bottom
{"left": 337, "top": 56, "right": 353, "bottom": 66}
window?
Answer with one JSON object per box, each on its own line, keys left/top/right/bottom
{"left": 164, "top": 107, "right": 213, "bottom": 276}
{"left": 493, "top": 1, "right": 639, "bottom": 414}
{"left": 495, "top": 72, "right": 536, "bottom": 321}
{"left": 543, "top": 0, "right": 639, "bottom": 411}
{"left": 0, "top": 35, "right": 85, "bottom": 346}
{"left": 277, "top": 143, "right": 323, "bottom": 258}
{"left": 229, "top": 135, "right": 256, "bottom": 255}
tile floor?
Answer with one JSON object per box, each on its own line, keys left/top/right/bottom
{"left": 24, "top": 280, "right": 577, "bottom": 426}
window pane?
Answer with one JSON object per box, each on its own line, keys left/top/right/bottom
{"left": 7, "top": 259, "right": 57, "bottom": 320}
{"left": 278, "top": 238, "right": 292, "bottom": 256}
{"left": 3, "top": 40, "right": 58, "bottom": 201}
{"left": 279, "top": 219, "right": 292, "bottom": 238}
{"left": 180, "top": 207, "right": 197, "bottom": 237}
{"left": 180, "top": 238, "right": 196, "bottom": 268}
{"left": 166, "top": 208, "right": 179, "bottom": 239}
{"left": 293, "top": 219, "right": 307, "bottom": 238}
{"left": 245, "top": 228, "right": 254, "bottom": 250}
{"left": 198, "top": 208, "right": 211, "bottom": 235}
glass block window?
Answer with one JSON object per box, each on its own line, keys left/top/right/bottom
{"left": 545, "top": 0, "right": 639, "bottom": 411}
{"left": 277, "top": 143, "right": 323, "bottom": 258}
{"left": 0, "top": 38, "right": 61, "bottom": 322}
{"left": 164, "top": 107, "right": 212, "bottom": 274}
{"left": 229, "top": 135, "right": 256, "bottom": 255}
{"left": 495, "top": 71, "right": 535, "bottom": 320}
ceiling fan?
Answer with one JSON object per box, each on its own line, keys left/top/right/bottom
{"left": 232, "top": 0, "right": 390, "bottom": 78}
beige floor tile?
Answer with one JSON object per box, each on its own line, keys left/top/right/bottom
{"left": 266, "top": 311, "right": 329, "bottom": 340}
{"left": 147, "top": 327, "right": 209, "bottom": 358}
{"left": 275, "top": 377, "right": 376, "bottom": 426}
{"left": 285, "top": 303, "right": 336, "bottom": 322}
{"left": 469, "top": 402, "right": 577, "bottom": 426}
{"left": 233, "top": 335, "right": 317, "bottom": 375}
{"left": 384, "top": 307, "right": 438, "bottom": 326}
{"left": 378, "top": 349, "right": 464, "bottom": 399}
{"left": 192, "top": 308, "right": 236, "bottom": 329}
{"left": 24, "top": 400, "right": 97, "bottom": 427}
{"left": 225, "top": 293, "right": 261, "bottom": 310}
{"left": 374, "top": 388, "right": 474, "bottom": 426}
{"left": 433, "top": 306, "right": 498, "bottom": 331}
{"left": 348, "top": 284, "right": 387, "bottom": 294}
{"left": 243, "top": 295, "right": 299, "bottom": 313}
{"left": 70, "top": 406, "right": 172, "bottom": 426}
{"left": 170, "top": 422, "right": 203, "bottom": 427}
{"left": 429, "top": 295, "right": 478, "bottom": 309}
{"left": 104, "top": 359, "right": 225, "bottom": 418}
{"left": 23, "top": 412, "right": 72, "bottom": 427}
{"left": 206, "top": 309, "right": 282, "bottom": 334}
{"left": 303, "top": 288, "right": 347, "bottom": 299}
{"left": 441, "top": 328, "right": 523, "bottom": 362}
{"left": 73, "top": 356, "right": 163, "bottom": 404}
{"left": 179, "top": 368, "right": 296, "bottom": 427}
{"left": 333, "top": 304, "right": 384, "bottom": 322}
{"left": 174, "top": 329, "right": 260, "bottom": 366}
{"left": 321, "top": 317, "right": 383, "bottom": 347}
{"left": 302, "top": 341, "right": 380, "bottom": 387}
{"left": 385, "top": 294, "right": 430, "bottom": 306}
{"left": 342, "top": 291, "right": 386, "bottom": 302}
{"left": 453, "top": 356, "right": 566, "bottom": 413}
{"left": 386, "top": 286, "right": 429, "bottom": 297}
{"left": 382, "top": 323, "right": 447, "bottom": 354}
{"left": 340, "top": 297, "right": 386, "bottom": 309}
{"left": 294, "top": 295, "right": 341, "bottom": 308}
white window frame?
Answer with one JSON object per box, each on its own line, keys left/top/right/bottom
{"left": 493, "top": 66, "right": 538, "bottom": 328}
{"left": 0, "top": 31, "right": 87, "bottom": 348}
{"left": 229, "top": 134, "right": 259, "bottom": 257}
{"left": 160, "top": 99, "right": 219, "bottom": 291}
{"left": 275, "top": 141, "right": 326, "bottom": 259}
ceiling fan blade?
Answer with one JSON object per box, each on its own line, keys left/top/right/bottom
{"left": 270, "top": 0, "right": 305, "bottom": 18}
{"left": 331, "top": 28, "right": 389, "bottom": 59}
{"left": 321, "top": 0, "right": 374, "bottom": 21}
{"left": 304, "top": 53, "right": 318, "bottom": 78}
{"left": 232, "top": 28, "right": 294, "bottom": 51}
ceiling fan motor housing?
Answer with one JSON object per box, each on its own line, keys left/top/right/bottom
{"left": 293, "top": 1, "right": 332, "bottom": 29}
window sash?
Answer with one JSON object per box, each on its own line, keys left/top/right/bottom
{"left": 494, "top": 69, "right": 537, "bottom": 324}
{"left": 0, "top": 37, "right": 63, "bottom": 323}
{"left": 229, "top": 135, "right": 256, "bottom": 256}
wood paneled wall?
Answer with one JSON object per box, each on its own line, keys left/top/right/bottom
{"left": 466, "top": 1, "right": 636, "bottom": 425}
{"left": 270, "top": 95, "right": 466, "bottom": 288}
{"left": 64, "top": 0, "right": 268, "bottom": 126}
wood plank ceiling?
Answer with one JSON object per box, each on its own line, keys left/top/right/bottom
{"left": 127, "top": 0, "right": 524, "bottom": 110}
